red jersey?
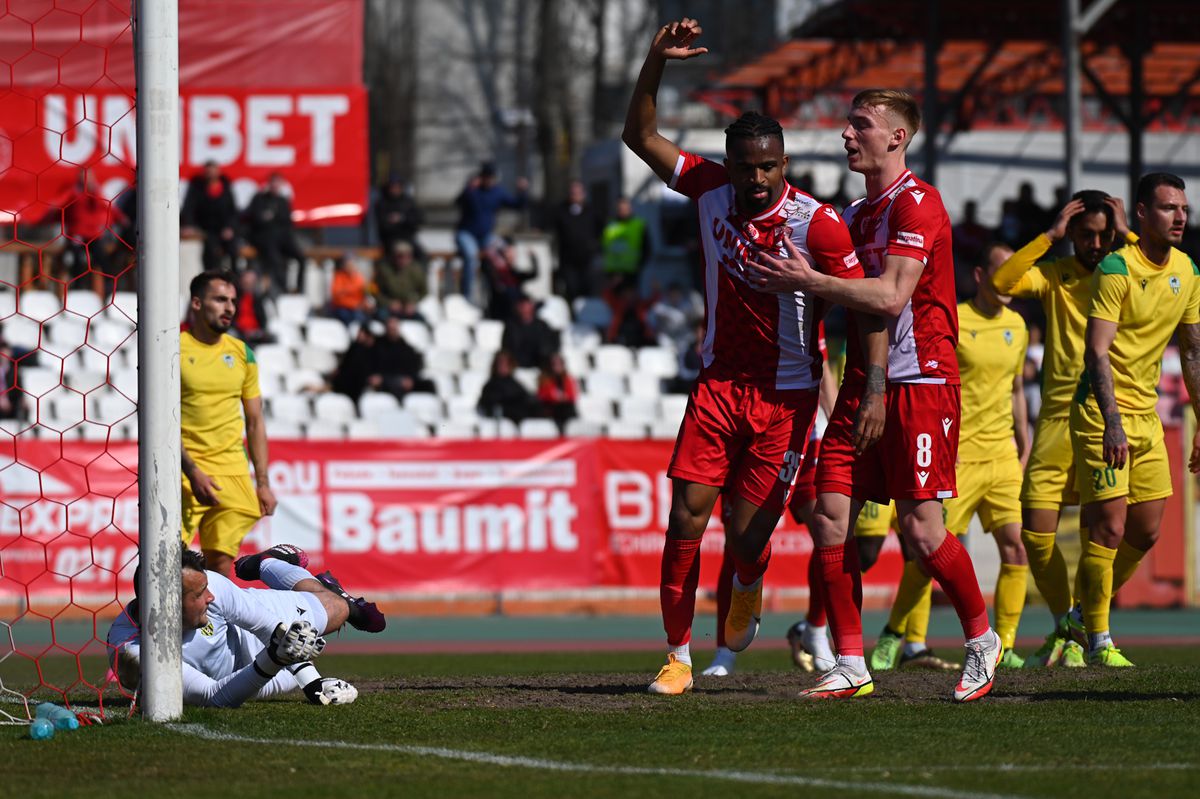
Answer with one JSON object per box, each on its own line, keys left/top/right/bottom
{"left": 842, "top": 170, "right": 959, "bottom": 385}
{"left": 670, "top": 151, "right": 862, "bottom": 390}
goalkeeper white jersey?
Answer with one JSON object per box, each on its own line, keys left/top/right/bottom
{"left": 106, "top": 571, "right": 326, "bottom": 706}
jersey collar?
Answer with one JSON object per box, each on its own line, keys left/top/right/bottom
{"left": 865, "top": 170, "right": 913, "bottom": 206}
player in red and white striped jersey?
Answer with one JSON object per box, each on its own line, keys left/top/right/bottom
{"left": 622, "top": 17, "right": 868, "bottom": 695}
{"left": 751, "top": 89, "right": 1002, "bottom": 702}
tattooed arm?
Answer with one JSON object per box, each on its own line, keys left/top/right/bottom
{"left": 1083, "top": 317, "right": 1126, "bottom": 470}
{"left": 1179, "top": 322, "right": 1200, "bottom": 473}
{"left": 853, "top": 313, "right": 888, "bottom": 454}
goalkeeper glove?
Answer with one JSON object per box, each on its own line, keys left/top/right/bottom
{"left": 303, "top": 677, "right": 358, "bottom": 705}
{"left": 255, "top": 620, "right": 326, "bottom": 675}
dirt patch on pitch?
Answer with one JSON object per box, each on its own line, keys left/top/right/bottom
{"left": 356, "top": 667, "right": 1142, "bottom": 710}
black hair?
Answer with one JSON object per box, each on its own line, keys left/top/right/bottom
{"left": 189, "top": 269, "right": 238, "bottom": 300}
{"left": 1136, "top": 172, "right": 1186, "bottom": 207}
{"left": 1069, "top": 189, "right": 1114, "bottom": 231}
{"left": 132, "top": 546, "right": 206, "bottom": 599}
{"left": 724, "top": 111, "right": 784, "bottom": 147}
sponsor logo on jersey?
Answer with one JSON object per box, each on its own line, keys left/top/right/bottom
{"left": 910, "top": 190, "right": 926, "bottom": 205}
{"left": 1004, "top": 329, "right": 1013, "bottom": 345}
{"left": 917, "top": 471, "right": 930, "bottom": 486}
{"left": 843, "top": 252, "right": 860, "bottom": 269}
{"left": 223, "top": 354, "right": 235, "bottom": 368}
{"left": 1171, "top": 275, "right": 1181, "bottom": 295}
{"left": 896, "top": 231, "right": 925, "bottom": 248}
{"left": 743, "top": 221, "right": 759, "bottom": 239}
{"left": 925, "top": 360, "right": 939, "bottom": 369}
{"left": 1140, "top": 278, "right": 1148, "bottom": 291}
{"left": 296, "top": 607, "right": 306, "bottom": 616}
{"left": 200, "top": 623, "right": 214, "bottom": 637}
{"left": 942, "top": 417, "right": 953, "bottom": 436}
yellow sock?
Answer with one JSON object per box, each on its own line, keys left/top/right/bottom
{"left": 994, "top": 563, "right": 1029, "bottom": 650}
{"left": 905, "top": 581, "right": 933, "bottom": 645}
{"left": 1112, "top": 539, "right": 1148, "bottom": 593}
{"left": 1021, "top": 529, "right": 1071, "bottom": 617}
{"left": 888, "top": 560, "right": 931, "bottom": 636}
{"left": 1072, "top": 525, "right": 1089, "bottom": 609}
{"left": 1080, "top": 540, "right": 1118, "bottom": 636}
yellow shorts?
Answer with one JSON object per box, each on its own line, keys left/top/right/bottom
{"left": 944, "top": 456, "right": 1022, "bottom": 534}
{"left": 1069, "top": 402, "right": 1172, "bottom": 506}
{"left": 181, "top": 472, "right": 263, "bottom": 557}
{"left": 1020, "top": 415, "right": 1079, "bottom": 510}
{"left": 855, "top": 500, "right": 896, "bottom": 538}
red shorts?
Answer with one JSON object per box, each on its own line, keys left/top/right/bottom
{"left": 816, "top": 381, "right": 960, "bottom": 503}
{"left": 787, "top": 436, "right": 822, "bottom": 520}
{"left": 669, "top": 377, "right": 819, "bottom": 513}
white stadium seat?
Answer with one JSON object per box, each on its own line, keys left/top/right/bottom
{"left": 422, "top": 347, "right": 464, "bottom": 374}
{"left": 444, "top": 394, "right": 479, "bottom": 420}
{"left": 464, "top": 348, "right": 495, "bottom": 373}
{"left": 17, "top": 367, "right": 60, "bottom": 397}
{"left": 627, "top": 375, "right": 663, "bottom": 399}
{"left": 65, "top": 291, "right": 103, "bottom": 318}
{"left": 416, "top": 295, "right": 443, "bottom": 325}
{"left": 649, "top": 418, "right": 681, "bottom": 440}
{"left": 659, "top": 394, "right": 689, "bottom": 428}
{"left": 605, "top": 420, "right": 648, "bottom": 440}
{"left": 637, "top": 346, "right": 679, "bottom": 379}
{"left": 252, "top": 344, "right": 297, "bottom": 375}
{"left": 18, "top": 290, "right": 62, "bottom": 322}
{"left": 304, "top": 421, "right": 347, "bottom": 440}
{"left": 617, "top": 396, "right": 660, "bottom": 425}
{"left": 265, "top": 419, "right": 303, "bottom": 439}
{"left": 374, "top": 409, "right": 430, "bottom": 439}
{"left": 474, "top": 319, "right": 504, "bottom": 351}
{"left": 563, "top": 323, "right": 602, "bottom": 352}
{"left": 284, "top": 368, "right": 326, "bottom": 394}
{"left": 314, "top": 392, "right": 358, "bottom": 424}
{"left": 112, "top": 291, "right": 138, "bottom": 319}
{"left": 593, "top": 345, "right": 635, "bottom": 375}
{"left": 514, "top": 367, "right": 539, "bottom": 393}
{"left": 346, "top": 419, "right": 380, "bottom": 440}
{"left": 275, "top": 294, "right": 311, "bottom": 326}
{"left": 402, "top": 392, "right": 444, "bottom": 424}
{"left": 563, "top": 419, "right": 604, "bottom": 437}
{"left": 561, "top": 348, "right": 590, "bottom": 376}
{"left": 518, "top": 418, "right": 560, "bottom": 439}
{"left": 305, "top": 317, "right": 351, "bottom": 353}
{"left": 268, "top": 394, "right": 311, "bottom": 424}
{"left": 433, "top": 419, "right": 479, "bottom": 439}
{"left": 576, "top": 394, "right": 614, "bottom": 423}
{"left": 2, "top": 316, "right": 40, "bottom": 349}
{"left": 537, "top": 295, "right": 571, "bottom": 330}
{"left": 296, "top": 345, "right": 338, "bottom": 376}
{"left": 442, "top": 294, "right": 482, "bottom": 325}
{"left": 359, "top": 391, "right": 400, "bottom": 418}
{"left": 582, "top": 372, "right": 625, "bottom": 399}
{"left": 398, "top": 320, "right": 431, "bottom": 350}
{"left": 433, "top": 321, "right": 473, "bottom": 352}
{"left": 476, "top": 416, "right": 518, "bottom": 439}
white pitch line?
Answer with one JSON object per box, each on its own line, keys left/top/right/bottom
{"left": 167, "top": 723, "right": 1027, "bottom": 799}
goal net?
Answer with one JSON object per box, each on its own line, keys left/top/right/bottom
{"left": 0, "top": 0, "right": 141, "bottom": 722}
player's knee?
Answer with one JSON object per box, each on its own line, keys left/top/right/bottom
{"left": 666, "top": 505, "right": 707, "bottom": 539}
{"left": 317, "top": 592, "right": 349, "bottom": 632}
{"left": 810, "top": 509, "right": 846, "bottom": 547}
{"left": 856, "top": 537, "right": 882, "bottom": 571}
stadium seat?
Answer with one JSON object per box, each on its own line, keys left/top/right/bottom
{"left": 563, "top": 323, "right": 602, "bottom": 352}
{"left": 67, "top": 346, "right": 112, "bottom": 375}
{"left": 464, "top": 348, "right": 495, "bottom": 372}
{"left": 617, "top": 396, "right": 660, "bottom": 425}
{"left": 422, "top": 347, "right": 464, "bottom": 373}
{"left": 45, "top": 388, "right": 84, "bottom": 429}
{"left": 433, "top": 419, "right": 479, "bottom": 439}
{"left": 582, "top": 372, "right": 625, "bottom": 399}
{"left": 265, "top": 419, "right": 303, "bottom": 439}
{"left": 92, "top": 317, "right": 135, "bottom": 354}
{"left": 266, "top": 319, "right": 303, "bottom": 350}
{"left": 284, "top": 368, "right": 326, "bottom": 394}
{"left": 64, "top": 290, "right": 103, "bottom": 318}
{"left": 416, "top": 295, "right": 443, "bottom": 325}
{"left": 305, "top": 317, "right": 351, "bottom": 353}
{"left": 563, "top": 418, "right": 604, "bottom": 437}
{"left": 403, "top": 392, "right": 444, "bottom": 424}
{"left": 275, "top": 294, "right": 311, "bottom": 327}
{"left": 433, "top": 321, "right": 473, "bottom": 352}
{"left": 572, "top": 297, "right": 612, "bottom": 331}
{"left": 576, "top": 394, "right": 615, "bottom": 423}
{"left": 252, "top": 344, "right": 297, "bottom": 375}
{"left": 514, "top": 367, "right": 539, "bottom": 393}
{"left": 109, "top": 368, "right": 138, "bottom": 400}
{"left": 457, "top": 371, "right": 487, "bottom": 401}
{"left": 79, "top": 421, "right": 111, "bottom": 442}
{"left": 475, "top": 319, "right": 504, "bottom": 351}
{"left": 92, "top": 391, "right": 136, "bottom": 425}
{"left": 442, "top": 394, "right": 478, "bottom": 421}
{"left": 314, "top": 393, "right": 358, "bottom": 424}
{"left": 268, "top": 394, "right": 311, "bottom": 424}
{"left": 359, "top": 391, "right": 401, "bottom": 418}
{"left": 112, "top": 291, "right": 138, "bottom": 319}
{"left": 443, "top": 294, "right": 482, "bottom": 325}
{"left": 43, "top": 319, "right": 87, "bottom": 357}
{"left": 398, "top": 320, "right": 431, "bottom": 350}
{"left": 594, "top": 345, "right": 635, "bottom": 374}
{"left": 649, "top": 418, "right": 680, "bottom": 440}
{"left": 374, "top": 409, "right": 430, "bottom": 439}
{"left": 627, "top": 375, "right": 663, "bottom": 399}
{"left": 519, "top": 418, "right": 560, "bottom": 439}
{"left": 561, "top": 348, "right": 590, "bottom": 376}
{"left": 659, "top": 394, "right": 689, "bottom": 428}
{"left": 304, "top": 421, "right": 347, "bottom": 440}
{"left": 0, "top": 290, "right": 14, "bottom": 317}
{"left": 257, "top": 372, "right": 283, "bottom": 398}
{"left": 476, "top": 416, "right": 518, "bottom": 439}
{"left": 345, "top": 419, "right": 380, "bottom": 440}
{"left": 429, "top": 373, "right": 457, "bottom": 398}
{"left": 1, "top": 316, "right": 40, "bottom": 349}
{"left": 637, "top": 346, "right": 679, "bottom": 379}
{"left": 605, "top": 420, "right": 648, "bottom": 439}
{"left": 112, "top": 420, "right": 137, "bottom": 442}
{"left": 537, "top": 295, "right": 571, "bottom": 330}
{"left": 17, "top": 367, "right": 61, "bottom": 397}
{"left": 19, "top": 290, "right": 62, "bottom": 322}
{"left": 296, "top": 345, "right": 338, "bottom": 376}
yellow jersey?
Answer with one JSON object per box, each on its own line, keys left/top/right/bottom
{"left": 181, "top": 331, "right": 261, "bottom": 475}
{"left": 1077, "top": 242, "right": 1200, "bottom": 414}
{"left": 992, "top": 233, "right": 1093, "bottom": 420}
{"left": 956, "top": 301, "right": 1028, "bottom": 461}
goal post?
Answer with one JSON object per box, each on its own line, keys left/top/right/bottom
{"left": 133, "top": 0, "right": 182, "bottom": 722}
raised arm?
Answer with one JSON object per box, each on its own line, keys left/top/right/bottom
{"left": 621, "top": 18, "right": 708, "bottom": 184}
{"left": 1083, "top": 317, "right": 1126, "bottom": 469}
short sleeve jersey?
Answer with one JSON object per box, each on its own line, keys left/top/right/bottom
{"left": 181, "top": 331, "right": 261, "bottom": 475}
{"left": 1080, "top": 242, "right": 1200, "bottom": 414}
{"left": 842, "top": 171, "right": 959, "bottom": 384}
{"left": 992, "top": 234, "right": 1093, "bottom": 420}
{"left": 670, "top": 151, "right": 863, "bottom": 390}
{"left": 955, "top": 301, "right": 1028, "bottom": 461}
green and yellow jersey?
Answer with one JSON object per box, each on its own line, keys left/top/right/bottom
{"left": 1077, "top": 242, "right": 1200, "bottom": 414}
{"left": 956, "top": 301, "right": 1028, "bottom": 462}
{"left": 181, "top": 331, "right": 261, "bottom": 475}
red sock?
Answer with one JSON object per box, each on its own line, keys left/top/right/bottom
{"left": 805, "top": 551, "right": 827, "bottom": 627}
{"left": 660, "top": 537, "right": 703, "bottom": 647}
{"left": 733, "top": 539, "right": 772, "bottom": 586}
{"left": 715, "top": 544, "right": 735, "bottom": 648}
{"left": 816, "top": 541, "right": 863, "bottom": 657}
{"left": 921, "top": 534, "right": 989, "bottom": 640}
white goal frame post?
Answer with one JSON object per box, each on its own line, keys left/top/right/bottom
{"left": 133, "top": 0, "right": 182, "bottom": 722}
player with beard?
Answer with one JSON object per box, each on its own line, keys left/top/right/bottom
{"left": 181, "top": 269, "right": 278, "bottom": 578}
{"left": 622, "top": 17, "right": 875, "bottom": 695}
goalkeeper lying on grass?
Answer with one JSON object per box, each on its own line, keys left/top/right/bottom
{"left": 106, "top": 544, "right": 385, "bottom": 708}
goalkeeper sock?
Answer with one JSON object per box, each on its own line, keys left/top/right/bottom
{"left": 260, "top": 559, "right": 313, "bottom": 590}
{"left": 1112, "top": 539, "right": 1148, "bottom": 592}
{"left": 1022, "top": 529, "right": 1071, "bottom": 617}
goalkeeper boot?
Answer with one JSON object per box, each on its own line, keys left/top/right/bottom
{"left": 953, "top": 628, "right": 1002, "bottom": 703}
{"left": 1025, "top": 631, "right": 1066, "bottom": 668}
{"left": 899, "top": 647, "right": 960, "bottom": 671}
{"left": 999, "top": 648, "right": 1025, "bottom": 669}
{"left": 724, "top": 576, "right": 763, "bottom": 652}
{"left": 1061, "top": 640, "right": 1087, "bottom": 668}
{"left": 869, "top": 626, "right": 904, "bottom": 671}
{"left": 700, "top": 647, "right": 736, "bottom": 677}
{"left": 647, "top": 654, "right": 693, "bottom": 695}
{"left": 799, "top": 659, "right": 874, "bottom": 700}
{"left": 316, "top": 570, "right": 387, "bottom": 633}
{"left": 1087, "top": 643, "right": 1135, "bottom": 667}
{"left": 234, "top": 544, "right": 309, "bottom": 581}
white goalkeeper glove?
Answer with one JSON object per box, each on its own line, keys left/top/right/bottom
{"left": 303, "top": 677, "right": 358, "bottom": 705}
{"left": 255, "top": 620, "right": 326, "bottom": 674}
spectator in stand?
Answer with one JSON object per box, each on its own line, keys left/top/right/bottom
{"left": 0, "top": 331, "right": 26, "bottom": 422}
{"left": 1014, "top": 181, "right": 1051, "bottom": 244}
{"left": 455, "top": 162, "right": 529, "bottom": 305}
{"left": 182, "top": 160, "right": 241, "bottom": 272}
{"left": 536, "top": 352, "right": 578, "bottom": 433}
{"left": 327, "top": 255, "right": 371, "bottom": 325}
{"left": 952, "top": 200, "right": 992, "bottom": 299}
{"left": 245, "top": 173, "right": 306, "bottom": 295}
{"left": 649, "top": 282, "right": 704, "bottom": 352}
{"left": 231, "top": 270, "right": 272, "bottom": 346}
{"left": 369, "top": 316, "right": 434, "bottom": 401}
{"left": 667, "top": 321, "right": 705, "bottom": 394}
{"left": 373, "top": 241, "right": 427, "bottom": 321}
{"left": 330, "top": 321, "right": 381, "bottom": 402}
{"left": 551, "top": 180, "right": 602, "bottom": 303}
{"left": 374, "top": 175, "right": 424, "bottom": 261}
{"left": 50, "top": 169, "right": 128, "bottom": 295}
{"left": 481, "top": 238, "right": 536, "bottom": 321}
{"left": 501, "top": 295, "right": 559, "bottom": 369}
{"left": 605, "top": 281, "right": 655, "bottom": 348}
{"left": 601, "top": 196, "right": 648, "bottom": 292}
{"left": 478, "top": 349, "right": 537, "bottom": 423}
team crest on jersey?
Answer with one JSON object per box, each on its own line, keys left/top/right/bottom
{"left": 1140, "top": 278, "right": 1148, "bottom": 291}
{"left": 200, "top": 622, "right": 214, "bottom": 637}
{"left": 743, "top": 221, "right": 759, "bottom": 239}
{"left": 1171, "top": 275, "right": 1181, "bottom": 295}
{"left": 968, "top": 330, "right": 976, "bottom": 339}
{"left": 223, "top": 354, "right": 235, "bottom": 368}
{"left": 1004, "top": 329, "right": 1013, "bottom": 345}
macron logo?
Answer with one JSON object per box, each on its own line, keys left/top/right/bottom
{"left": 942, "top": 417, "right": 953, "bottom": 436}
{"left": 911, "top": 190, "right": 926, "bottom": 205}
{"left": 917, "top": 471, "right": 930, "bottom": 487}
{"left": 823, "top": 207, "right": 839, "bottom": 220}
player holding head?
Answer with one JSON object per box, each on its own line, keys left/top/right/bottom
{"left": 107, "top": 544, "right": 383, "bottom": 707}
{"left": 991, "top": 189, "right": 1131, "bottom": 667}
{"left": 1072, "top": 172, "right": 1200, "bottom": 666}
{"left": 751, "top": 89, "right": 1002, "bottom": 702}
{"left": 623, "top": 18, "right": 871, "bottom": 695}
{"left": 181, "top": 269, "right": 277, "bottom": 578}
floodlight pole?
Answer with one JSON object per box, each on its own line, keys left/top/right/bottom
{"left": 1062, "top": 0, "right": 1121, "bottom": 197}
{"left": 134, "top": 0, "right": 182, "bottom": 722}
